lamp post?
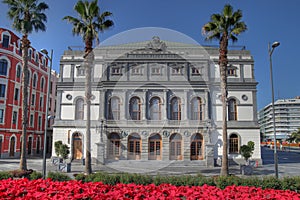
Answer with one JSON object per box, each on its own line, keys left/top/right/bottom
{"left": 41, "top": 49, "right": 53, "bottom": 179}
{"left": 268, "top": 41, "right": 280, "bottom": 178}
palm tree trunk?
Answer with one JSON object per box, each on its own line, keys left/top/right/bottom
{"left": 84, "top": 48, "right": 93, "bottom": 175}
{"left": 20, "top": 35, "right": 30, "bottom": 170}
{"left": 219, "top": 33, "right": 229, "bottom": 176}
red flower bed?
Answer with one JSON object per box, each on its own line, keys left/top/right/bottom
{"left": 0, "top": 178, "right": 299, "bottom": 199}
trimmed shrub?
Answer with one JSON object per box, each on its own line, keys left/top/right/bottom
{"left": 261, "top": 176, "right": 282, "bottom": 190}
{"left": 29, "top": 171, "right": 43, "bottom": 180}
{"left": 0, "top": 171, "right": 13, "bottom": 180}
{"left": 9, "top": 169, "right": 33, "bottom": 178}
{"left": 47, "top": 171, "right": 71, "bottom": 182}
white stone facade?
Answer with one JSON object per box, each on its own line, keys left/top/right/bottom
{"left": 53, "top": 37, "right": 261, "bottom": 166}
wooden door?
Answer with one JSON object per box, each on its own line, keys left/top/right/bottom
{"left": 190, "top": 141, "right": 203, "bottom": 160}
{"left": 28, "top": 137, "right": 32, "bottom": 155}
{"left": 170, "top": 141, "right": 182, "bottom": 160}
{"left": 149, "top": 140, "right": 161, "bottom": 160}
{"left": 128, "top": 140, "right": 141, "bottom": 160}
{"left": 73, "top": 134, "right": 82, "bottom": 159}
{"left": 9, "top": 137, "right": 15, "bottom": 157}
{"left": 169, "top": 133, "right": 182, "bottom": 160}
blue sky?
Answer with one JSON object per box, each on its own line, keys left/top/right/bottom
{"left": 0, "top": 0, "right": 299, "bottom": 109}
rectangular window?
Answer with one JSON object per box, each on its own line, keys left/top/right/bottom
{"left": 131, "top": 68, "right": 141, "bottom": 75}
{"left": 2, "top": 35, "right": 9, "bottom": 48}
{"left": 30, "top": 114, "right": 34, "bottom": 127}
{"left": 0, "top": 84, "right": 6, "bottom": 98}
{"left": 0, "top": 60, "right": 7, "bottom": 76}
{"left": 31, "top": 94, "right": 35, "bottom": 105}
{"left": 191, "top": 67, "right": 201, "bottom": 75}
{"left": 151, "top": 67, "right": 161, "bottom": 75}
{"left": 39, "top": 96, "right": 43, "bottom": 108}
{"left": 38, "top": 116, "right": 42, "bottom": 129}
{"left": 111, "top": 67, "right": 121, "bottom": 75}
{"left": 50, "top": 82, "right": 53, "bottom": 93}
{"left": 0, "top": 109, "right": 4, "bottom": 123}
{"left": 227, "top": 68, "right": 236, "bottom": 76}
{"left": 77, "top": 67, "right": 85, "bottom": 76}
{"left": 14, "top": 88, "right": 19, "bottom": 101}
{"left": 171, "top": 67, "right": 182, "bottom": 75}
{"left": 12, "top": 111, "right": 17, "bottom": 124}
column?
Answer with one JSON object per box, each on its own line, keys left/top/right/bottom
{"left": 163, "top": 89, "right": 168, "bottom": 120}
{"left": 99, "top": 89, "right": 106, "bottom": 120}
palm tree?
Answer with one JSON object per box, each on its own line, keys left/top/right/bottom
{"left": 202, "top": 4, "right": 247, "bottom": 176}
{"left": 287, "top": 128, "right": 300, "bottom": 143}
{"left": 3, "top": 0, "right": 48, "bottom": 170}
{"left": 63, "top": 0, "right": 113, "bottom": 175}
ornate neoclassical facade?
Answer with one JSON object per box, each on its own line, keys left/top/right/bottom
{"left": 53, "top": 37, "right": 261, "bottom": 167}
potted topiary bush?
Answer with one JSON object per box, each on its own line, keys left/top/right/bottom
{"left": 57, "top": 143, "right": 71, "bottom": 173}
{"left": 240, "top": 141, "right": 255, "bottom": 175}
{"left": 51, "top": 141, "right": 63, "bottom": 166}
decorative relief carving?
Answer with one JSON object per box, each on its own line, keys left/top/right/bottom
{"left": 162, "top": 130, "right": 170, "bottom": 137}
{"left": 146, "top": 36, "right": 167, "bottom": 52}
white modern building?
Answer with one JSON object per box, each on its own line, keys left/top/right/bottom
{"left": 53, "top": 36, "right": 261, "bottom": 167}
{"left": 258, "top": 97, "right": 300, "bottom": 141}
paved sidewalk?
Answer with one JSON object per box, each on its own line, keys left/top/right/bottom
{"left": 0, "top": 158, "right": 286, "bottom": 178}
{"left": 1, "top": 146, "right": 300, "bottom": 178}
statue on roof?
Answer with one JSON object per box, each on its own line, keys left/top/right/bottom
{"left": 146, "top": 36, "right": 167, "bottom": 52}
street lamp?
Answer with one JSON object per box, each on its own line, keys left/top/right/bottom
{"left": 268, "top": 41, "right": 280, "bottom": 178}
{"left": 41, "top": 49, "right": 53, "bottom": 179}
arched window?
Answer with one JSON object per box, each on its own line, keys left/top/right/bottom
{"left": 149, "top": 97, "right": 161, "bottom": 120}
{"left": 16, "top": 65, "right": 21, "bottom": 78}
{"left": 0, "top": 59, "right": 8, "bottom": 76}
{"left": 108, "top": 133, "right": 120, "bottom": 159}
{"left": 75, "top": 98, "right": 84, "bottom": 120}
{"left": 229, "top": 133, "right": 239, "bottom": 153}
{"left": 32, "top": 74, "right": 37, "bottom": 88}
{"left": 40, "top": 77, "right": 45, "bottom": 92}
{"left": 169, "top": 133, "right": 182, "bottom": 160}
{"left": 35, "top": 53, "right": 39, "bottom": 63}
{"left": 228, "top": 99, "right": 237, "bottom": 121}
{"left": 108, "top": 97, "right": 120, "bottom": 120}
{"left": 170, "top": 97, "right": 181, "bottom": 120}
{"left": 129, "top": 97, "right": 141, "bottom": 120}
{"left": 191, "top": 97, "right": 203, "bottom": 120}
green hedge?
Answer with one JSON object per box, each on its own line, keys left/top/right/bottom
{"left": 75, "top": 172, "right": 300, "bottom": 192}
{"left": 0, "top": 171, "right": 13, "bottom": 180}
{"left": 47, "top": 171, "right": 71, "bottom": 182}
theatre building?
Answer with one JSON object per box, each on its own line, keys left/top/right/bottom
{"left": 0, "top": 28, "right": 58, "bottom": 158}
{"left": 53, "top": 36, "right": 261, "bottom": 167}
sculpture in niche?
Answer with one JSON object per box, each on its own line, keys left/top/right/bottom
{"left": 146, "top": 36, "right": 167, "bottom": 52}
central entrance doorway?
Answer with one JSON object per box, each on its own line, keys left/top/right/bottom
{"left": 148, "top": 133, "right": 161, "bottom": 160}
{"left": 127, "top": 133, "right": 141, "bottom": 160}
{"left": 169, "top": 133, "right": 182, "bottom": 160}
{"left": 72, "top": 132, "right": 83, "bottom": 159}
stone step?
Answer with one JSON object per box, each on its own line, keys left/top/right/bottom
{"left": 104, "top": 160, "right": 207, "bottom": 173}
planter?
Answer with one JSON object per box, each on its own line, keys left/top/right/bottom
{"left": 58, "top": 163, "right": 71, "bottom": 173}
{"left": 51, "top": 157, "right": 63, "bottom": 166}
{"left": 240, "top": 165, "right": 253, "bottom": 175}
